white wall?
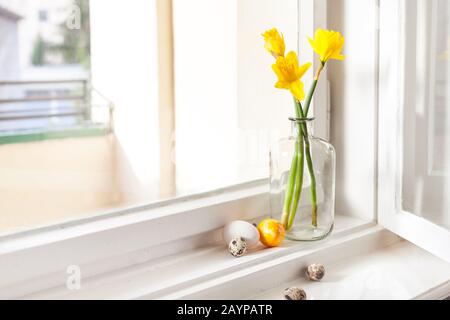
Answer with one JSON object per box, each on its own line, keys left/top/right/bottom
{"left": 328, "top": 0, "right": 379, "bottom": 221}
{"left": 173, "top": 0, "right": 298, "bottom": 194}
{"left": 0, "top": 16, "right": 20, "bottom": 80}
{"left": 237, "top": 0, "right": 298, "bottom": 181}
{"left": 0, "top": 14, "right": 21, "bottom": 103}
{"left": 173, "top": 0, "right": 238, "bottom": 195}
{"left": 89, "top": 0, "right": 160, "bottom": 203}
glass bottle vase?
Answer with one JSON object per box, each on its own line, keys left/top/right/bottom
{"left": 270, "top": 118, "right": 335, "bottom": 241}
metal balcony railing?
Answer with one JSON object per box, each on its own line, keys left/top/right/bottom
{"left": 0, "top": 79, "right": 114, "bottom": 134}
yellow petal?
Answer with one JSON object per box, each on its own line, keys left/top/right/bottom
{"left": 262, "top": 28, "right": 285, "bottom": 58}
{"left": 296, "top": 62, "right": 312, "bottom": 79}
{"left": 271, "top": 50, "right": 310, "bottom": 100}
{"left": 289, "top": 80, "right": 305, "bottom": 101}
{"left": 332, "top": 54, "right": 345, "bottom": 60}
{"left": 285, "top": 51, "right": 299, "bottom": 66}
{"left": 275, "top": 81, "right": 291, "bottom": 89}
{"left": 271, "top": 60, "right": 286, "bottom": 80}
{"left": 307, "top": 37, "right": 318, "bottom": 53}
{"left": 308, "top": 28, "right": 345, "bottom": 63}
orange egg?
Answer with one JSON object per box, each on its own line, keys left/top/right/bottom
{"left": 257, "top": 219, "right": 285, "bottom": 247}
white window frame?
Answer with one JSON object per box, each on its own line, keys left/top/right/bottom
{"left": 378, "top": 0, "right": 450, "bottom": 263}
{"left": 0, "top": 0, "right": 334, "bottom": 298}
{"left": 298, "top": 0, "right": 329, "bottom": 140}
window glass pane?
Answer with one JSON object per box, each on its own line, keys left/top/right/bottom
{"left": 402, "top": 0, "right": 450, "bottom": 230}
{"left": 173, "top": 0, "right": 297, "bottom": 196}
{"left": 0, "top": 0, "right": 297, "bottom": 235}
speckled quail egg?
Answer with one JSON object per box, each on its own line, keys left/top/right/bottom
{"left": 306, "top": 263, "right": 325, "bottom": 281}
{"left": 283, "top": 287, "right": 307, "bottom": 300}
{"left": 223, "top": 220, "right": 260, "bottom": 248}
{"left": 228, "top": 237, "right": 247, "bottom": 257}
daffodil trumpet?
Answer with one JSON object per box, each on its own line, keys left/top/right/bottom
{"left": 263, "top": 27, "right": 344, "bottom": 231}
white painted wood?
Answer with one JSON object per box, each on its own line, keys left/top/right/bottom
{"left": 19, "top": 215, "right": 371, "bottom": 300}
{"left": 414, "top": 281, "right": 450, "bottom": 300}
{"left": 160, "top": 226, "right": 398, "bottom": 300}
{"left": 378, "top": 0, "right": 404, "bottom": 232}
{"left": 327, "top": 0, "right": 380, "bottom": 221}
{"left": 161, "top": 229, "right": 450, "bottom": 300}
{"left": 378, "top": 0, "right": 450, "bottom": 263}
{"left": 298, "top": 0, "right": 329, "bottom": 140}
{"left": 250, "top": 240, "right": 450, "bottom": 300}
{"left": 24, "top": 221, "right": 450, "bottom": 300}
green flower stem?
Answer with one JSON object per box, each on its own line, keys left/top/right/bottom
{"left": 281, "top": 144, "right": 298, "bottom": 228}
{"left": 303, "top": 79, "right": 317, "bottom": 116}
{"left": 301, "top": 63, "right": 325, "bottom": 228}
{"left": 304, "top": 61, "right": 325, "bottom": 116}
{"left": 301, "top": 123, "right": 318, "bottom": 227}
{"left": 285, "top": 99, "right": 305, "bottom": 230}
{"left": 281, "top": 99, "right": 304, "bottom": 229}
{"left": 287, "top": 129, "right": 304, "bottom": 230}
{"left": 295, "top": 99, "right": 318, "bottom": 228}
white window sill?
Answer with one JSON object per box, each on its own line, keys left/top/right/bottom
{"left": 249, "top": 241, "right": 450, "bottom": 300}
{"left": 2, "top": 181, "right": 449, "bottom": 300}
{"left": 22, "top": 214, "right": 371, "bottom": 299}
{"left": 22, "top": 215, "right": 450, "bottom": 300}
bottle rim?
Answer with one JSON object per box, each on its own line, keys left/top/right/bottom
{"left": 288, "top": 117, "right": 315, "bottom": 123}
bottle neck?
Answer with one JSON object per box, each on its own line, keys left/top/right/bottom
{"left": 290, "top": 118, "right": 314, "bottom": 137}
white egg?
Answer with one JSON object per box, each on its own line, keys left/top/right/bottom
{"left": 223, "top": 220, "right": 260, "bottom": 248}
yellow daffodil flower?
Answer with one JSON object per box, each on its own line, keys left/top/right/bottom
{"left": 308, "top": 28, "right": 345, "bottom": 63}
{"left": 262, "top": 28, "right": 286, "bottom": 58}
{"left": 272, "top": 51, "right": 311, "bottom": 101}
